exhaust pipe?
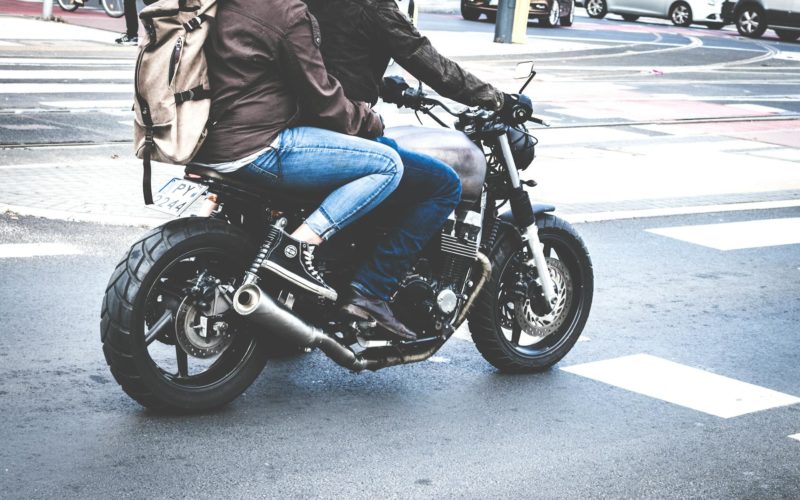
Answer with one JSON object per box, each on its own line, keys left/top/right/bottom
{"left": 233, "top": 283, "right": 369, "bottom": 372}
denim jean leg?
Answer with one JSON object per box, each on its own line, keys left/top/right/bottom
{"left": 352, "top": 145, "right": 462, "bottom": 300}
{"left": 231, "top": 127, "right": 403, "bottom": 240}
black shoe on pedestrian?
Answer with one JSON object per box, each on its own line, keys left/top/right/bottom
{"left": 260, "top": 228, "right": 338, "bottom": 302}
{"left": 340, "top": 286, "right": 417, "bottom": 341}
{"left": 115, "top": 34, "right": 138, "bottom": 46}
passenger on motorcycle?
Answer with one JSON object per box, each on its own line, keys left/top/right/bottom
{"left": 304, "top": 0, "right": 531, "bottom": 339}
{"left": 191, "top": 0, "right": 404, "bottom": 307}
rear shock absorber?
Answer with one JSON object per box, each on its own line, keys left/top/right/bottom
{"left": 243, "top": 218, "right": 287, "bottom": 285}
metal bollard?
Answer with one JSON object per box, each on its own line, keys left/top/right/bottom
{"left": 494, "top": 0, "right": 529, "bottom": 44}
{"left": 42, "top": 0, "right": 54, "bottom": 19}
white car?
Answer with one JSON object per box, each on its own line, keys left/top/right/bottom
{"left": 585, "top": 0, "right": 727, "bottom": 27}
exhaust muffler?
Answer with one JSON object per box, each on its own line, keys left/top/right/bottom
{"left": 233, "top": 283, "right": 369, "bottom": 372}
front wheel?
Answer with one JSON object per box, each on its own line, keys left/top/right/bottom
{"left": 585, "top": 0, "right": 607, "bottom": 19}
{"left": 669, "top": 1, "right": 692, "bottom": 26}
{"left": 100, "top": 218, "right": 270, "bottom": 413}
{"left": 540, "top": 0, "right": 561, "bottom": 27}
{"left": 736, "top": 3, "right": 767, "bottom": 37}
{"left": 101, "top": 0, "right": 125, "bottom": 18}
{"left": 775, "top": 29, "right": 800, "bottom": 42}
{"left": 469, "top": 215, "right": 594, "bottom": 372}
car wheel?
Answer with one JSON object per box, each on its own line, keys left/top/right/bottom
{"left": 774, "top": 29, "right": 800, "bottom": 42}
{"left": 541, "top": 0, "right": 561, "bottom": 27}
{"left": 585, "top": 0, "right": 606, "bottom": 18}
{"left": 669, "top": 1, "right": 692, "bottom": 27}
{"left": 735, "top": 3, "right": 767, "bottom": 37}
{"left": 621, "top": 14, "right": 639, "bottom": 21}
{"left": 461, "top": 1, "right": 481, "bottom": 21}
{"left": 560, "top": 0, "right": 575, "bottom": 26}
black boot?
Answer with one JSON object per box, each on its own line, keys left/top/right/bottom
{"left": 260, "top": 228, "right": 338, "bottom": 301}
{"left": 341, "top": 286, "right": 417, "bottom": 341}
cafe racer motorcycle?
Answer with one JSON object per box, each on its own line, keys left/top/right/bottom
{"left": 100, "top": 70, "right": 594, "bottom": 412}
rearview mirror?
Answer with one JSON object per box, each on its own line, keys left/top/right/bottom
{"left": 514, "top": 61, "right": 534, "bottom": 79}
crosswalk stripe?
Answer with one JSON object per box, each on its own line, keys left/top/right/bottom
{"left": 0, "top": 243, "right": 82, "bottom": 258}
{"left": 40, "top": 99, "right": 133, "bottom": 109}
{"left": 646, "top": 218, "right": 800, "bottom": 250}
{"left": 789, "top": 434, "right": 800, "bottom": 442}
{"left": 0, "top": 83, "right": 131, "bottom": 94}
{"left": 0, "top": 70, "right": 132, "bottom": 80}
{"left": 562, "top": 354, "right": 800, "bottom": 418}
{"left": 0, "top": 58, "right": 134, "bottom": 66}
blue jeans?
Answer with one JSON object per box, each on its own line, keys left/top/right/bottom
{"left": 352, "top": 137, "right": 462, "bottom": 300}
{"left": 230, "top": 127, "right": 403, "bottom": 240}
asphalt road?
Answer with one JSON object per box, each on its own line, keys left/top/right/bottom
{"left": 1, "top": 208, "right": 799, "bottom": 498}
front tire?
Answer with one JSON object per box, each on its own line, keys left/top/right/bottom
{"left": 56, "top": 0, "right": 79, "bottom": 12}
{"left": 469, "top": 215, "right": 594, "bottom": 372}
{"left": 585, "top": 0, "right": 607, "bottom": 19}
{"left": 101, "top": 218, "right": 270, "bottom": 413}
{"left": 101, "top": 0, "right": 125, "bottom": 17}
{"left": 540, "top": 0, "right": 561, "bottom": 27}
{"left": 560, "top": 0, "right": 575, "bottom": 26}
{"left": 669, "top": 1, "right": 692, "bottom": 27}
{"left": 461, "top": 1, "right": 482, "bottom": 20}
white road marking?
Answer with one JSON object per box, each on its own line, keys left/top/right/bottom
{"left": 428, "top": 356, "right": 450, "bottom": 363}
{"left": 789, "top": 434, "right": 800, "bottom": 442}
{"left": 0, "top": 124, "right": 57, "bottom": 130}
{"left": 0, "top": 69, "right": 132, "bottom": 80}
{"left": 39, "top": 100, "right": 133, "bottom": 110}
{"left": 646, "top": 218, "right": 800, "bottom": 250}
{"left": 118, "top": 120, "right": 134, "bottom": 126}
{"left": 562, "top": 354, "right": 800, "bottom": 418}
{"left": 0, "top": 41, "right": 22, "bottom": 47}
{"left": 0, "top": 58, "right": 134, "bottom": 66}
{"left": 564, "top": 200, "right": 800, "bottom": 224}
{"left": 724, "top": 103, "right": 786, "bottom": 114}
{"left": 0, "top": 83, "right": 131, "bottom": 94}
{"left": 0, "top": 243, "right": 82, "bottom": 258}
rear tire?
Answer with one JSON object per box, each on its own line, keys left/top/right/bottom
{"left": 101, "top": 0, "right": 125, "bottom": 17}
{"left": 101, "top": 218, "right": 270, "bottom": 413}
{"left": 461, "top": 1, "right": 482, "bottom": 20}
{"left": 585, "top": 0, "right": 607, "bottom": 19}
{"left": 469, "top": 215, "right": 594, "bottom": 372}
{"left": 540, "top": 0, "right": 561, "bottom": 27}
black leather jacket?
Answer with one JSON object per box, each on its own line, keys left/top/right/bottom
{"left": 304, "top": 0, "right": 504, "bottom": 110}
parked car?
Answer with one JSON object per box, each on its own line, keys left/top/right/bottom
{"left": 585, "top": 0, "right": 727, "bottom": 28}
{"left": 723, "top": 0, "right": 800, "bottom": 40}
{"left": 461, "top": 0, "right": 576, "bottom": 27}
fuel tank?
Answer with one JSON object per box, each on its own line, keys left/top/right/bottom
{"left": 385, "top": 126, "right": 487, "bottom": 206}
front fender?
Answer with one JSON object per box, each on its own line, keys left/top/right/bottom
{"left": 498, "top": 202, "right": 556, "bottom": 227}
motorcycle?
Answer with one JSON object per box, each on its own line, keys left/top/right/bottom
{"left": 100, "top": 67, "right": 594, "bottom": 412}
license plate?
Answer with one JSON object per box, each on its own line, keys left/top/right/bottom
{"left": 149, "top": 177, "right": 208, "bottom": 216}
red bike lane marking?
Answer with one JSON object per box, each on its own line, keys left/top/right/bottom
{"left": 0, "top": 0, "right": 126, "bottom": 33}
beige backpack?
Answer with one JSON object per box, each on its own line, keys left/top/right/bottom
{"left": 133, "top": 0, "right": 217, "bottom": 204}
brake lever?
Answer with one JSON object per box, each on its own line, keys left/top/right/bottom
{"left": 529, "top": 116, "right": 550, "bottom": 127}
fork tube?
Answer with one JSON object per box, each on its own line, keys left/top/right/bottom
{"left": 497, "top": 133, "right": 558, "bottom": 310}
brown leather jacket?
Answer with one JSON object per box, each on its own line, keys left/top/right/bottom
{"left": 304, "top": 0, "right": 504, "bottom": 110}
{"left": 195, "top": 0, "right": 383, "bottom": 164}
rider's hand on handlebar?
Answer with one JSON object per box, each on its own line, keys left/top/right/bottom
{"left": 500, "top": 93, "right": 533, "bottom": 125}
{"left": 381, "top": 76, "right": 411, "bottom": 106}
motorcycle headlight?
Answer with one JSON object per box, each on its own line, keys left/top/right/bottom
{"left": 508, "top": 126, "right": 537, "bottom": 171}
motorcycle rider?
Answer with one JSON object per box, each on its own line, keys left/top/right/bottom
{"left": 192, "top": 0, "right": 405, "bottom": 310}
{"left": 304, "top": 0, "right": 531, "bottom": 338}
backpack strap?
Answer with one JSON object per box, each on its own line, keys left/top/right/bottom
{"left": 174, "top": 85, "right": 212, "bottom": 104}
{"left": 183, "top": 14, "right": 210, "bottom": 31}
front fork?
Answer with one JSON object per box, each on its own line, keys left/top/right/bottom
{"left": 497, "top": 133, "right": 558, "bottom": 312}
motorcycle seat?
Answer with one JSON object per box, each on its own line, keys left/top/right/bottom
{"left": 184, "top": 165, "right": 324, "bottom": 207}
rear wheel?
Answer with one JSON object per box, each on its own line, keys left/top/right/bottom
{"left": 585, "top": 0, "right": 607, "bottom": 19}
{"left": 669, "top": 1, "right": 692, "bottom": 26}
{"left": 735, "top": 3, "right": 767, "bottom": 37}
{"left": 775, "top": 29, "right": 800, "bottom": 42}
{"left": 469, "top": 215, "right": 594, "bottom": 372}
{"left": 461, "top": 1, "right": 482, "bottom": 20}
{"left": 56, "top": 0, "right": 79, "bottom": 12}
{"left": 101, "top": 218, "right": 270, "bottom": 413}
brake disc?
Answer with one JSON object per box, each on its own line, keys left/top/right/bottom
{"left": 174, "top": 296, "right": 234, "bottom": 359}
{"left": 514, "top": 258, "right": 572, "bottom": 340}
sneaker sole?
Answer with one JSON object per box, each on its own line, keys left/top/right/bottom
{"left": 262, "top": 260, "right": 338, "bottom": 302}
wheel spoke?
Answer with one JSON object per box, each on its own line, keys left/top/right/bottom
{"left": 511, "top": 324, "right": 522, "bottom": 346}
{"left": 145, "top": 310, "right": 173, "bottom": 345}
{"left": 176, "top": 345, "right": 189, "bottom": 378}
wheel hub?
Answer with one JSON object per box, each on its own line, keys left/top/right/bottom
{"left": 175, "top": 296, "right": 234, "bottom": 359}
